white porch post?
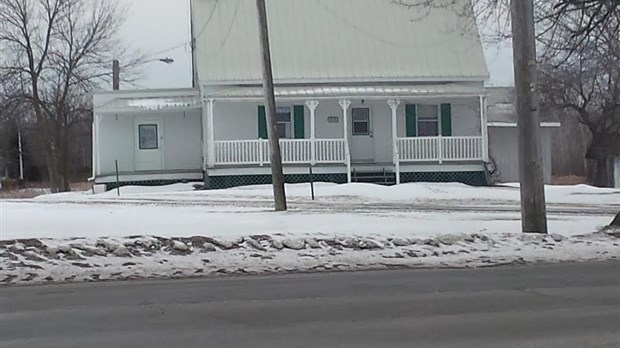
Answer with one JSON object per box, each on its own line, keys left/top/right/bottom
{"left": 387, "top": 99, "right": 401, "bottom": 185}
{"left": 201, "top": 100, "right": 208, "bottom": 170}
{"left": 479, "top": 95, "right": 489, "bottom": 162}
{"left": 207, "top": 98, "right": 216, "bottom": 168}
{"left": 306, "top": 100, "right": 319, "bottom": 165}
{"left": 338, "top": 99, "right": 352, "bottom": 183}
{"left": 94, "top": 114, "right": 102, "bottom": 176}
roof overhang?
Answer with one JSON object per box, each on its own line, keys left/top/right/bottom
{"left": 205, "top": 84, "right": 486, "bottom": 101}
{"left": 94, "top": 88, "right": 201, "bottom": 114}
{"left": 488, "top": 122, "right": 561, "bottom": 128}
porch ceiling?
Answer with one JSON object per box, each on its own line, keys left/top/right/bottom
{"left": 206, "top": 84, "right": 486, "bottom": 100}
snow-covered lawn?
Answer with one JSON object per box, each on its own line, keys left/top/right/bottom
{"left": 1, "top": 182, "right": 618, "bottom": 285}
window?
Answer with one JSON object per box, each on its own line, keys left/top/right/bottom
{"left": 276, "top": 107, "right": 293, "bottom": 139}
{"left": 417, "top": 105, "right": 439, "bottom": 136}
{"left": 352, "top": 107, "right": 370, "bottom": 136}
{"left": 139, "top": 124, "right": 158, "bottom": 150}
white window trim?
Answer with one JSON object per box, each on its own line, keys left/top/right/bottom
{"left": 416, "top": 104, "right": 442, "bottom": 137}
{"left": 351, "top": 106, "right": 372, "bottom": 136}
{"left": 275, "top": 106, "right": 295, "bottom": 139}
{"left": 138, "top": 124, "right": 159, "bottom": 150}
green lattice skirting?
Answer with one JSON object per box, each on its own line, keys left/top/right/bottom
{"left": 104, "top": 171, "right": 488, "bottom": 191}
{"left": 106, "top": 179, "right": 191, "bottom": 191}
{"left": 206, "top": 173, "right": 348, "bottom": 190}
{"left": 400, "top": 171, "right": 488, "bottom": 186}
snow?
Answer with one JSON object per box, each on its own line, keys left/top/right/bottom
{"left": 30, "top": 182, "right": 620, "bottom": 206}
{"left": 1, "top": 182, "right": 618, "bottom": 285}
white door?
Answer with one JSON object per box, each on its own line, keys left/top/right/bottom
{"left": 350, "top": 107, "right": 374, "bottom": 162}
{"left": 135, "top": 118, "right": 163, "bottom": 171}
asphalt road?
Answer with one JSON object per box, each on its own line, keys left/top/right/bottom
{"left": 1, "top": 262, "right": 619, "bottom": 348}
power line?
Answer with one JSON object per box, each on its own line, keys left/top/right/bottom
{"left": 194, "top": 0, "right": 220, "bottom": 40}
{"left": 210, "top": 0, "right": 242, "bottom": 56}
{"left": 145, "top": 0, "right": 220, "bottom": 59}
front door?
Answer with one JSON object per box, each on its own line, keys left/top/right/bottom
{"left": 135, "top": 118, "right": 163, "bottom": 171}
{"left": 350, "top": 107, "right": 374, "bottom": 162}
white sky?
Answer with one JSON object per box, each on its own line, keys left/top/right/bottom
{"left": 117, "top": 0, "right": 514, "bottom": 90}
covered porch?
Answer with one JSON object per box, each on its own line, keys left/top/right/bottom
{"left": 203, "top": 84, "right": 489, "bottom": 184}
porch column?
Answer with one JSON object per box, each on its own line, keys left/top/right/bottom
{"left": 207, "top": 98, "right": 216, "bottom": 168}
{"left": 388, "top": 99, "right": 401, "bottom": 185}
{"left": 338, "top": 99, "right": 352, "bottom": 183}
{"left": 479, "top": 95, "right": 489, "bottom": 162}
{"left": 94, "top": 114, "right": 102, "bottom": 176}
{"left": 306, "top": 100, "right": 319, "bottom": 165}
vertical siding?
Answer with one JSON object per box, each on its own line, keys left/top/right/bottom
{"left": 489, "top": 127, "right": 554, "bottom": 184}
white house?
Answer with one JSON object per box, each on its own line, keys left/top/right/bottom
{"left": 93, "top": 0, "right": 500, "bottom": 189}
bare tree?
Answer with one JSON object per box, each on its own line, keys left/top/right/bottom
{"left": 538, "top": 5, "right": 619, "bottom": 186}
{"left": 393, "top": 0, "right": 619, "bottom": 50}
{"left": 0, "top": 0, "right": 138, "bottom": 192}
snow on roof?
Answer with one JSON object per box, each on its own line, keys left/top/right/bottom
{"left": 192, "top": 0, "right": 489, "bottom": 84}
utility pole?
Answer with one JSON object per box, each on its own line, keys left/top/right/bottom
{"left": 112, "top": 59, "right": 120, "bottom": 90}
{"left": 510, "top": 0, "right": 548, "bottom": 234}
{"left": 256, "top": 0, "right": 287, "bottom": 211}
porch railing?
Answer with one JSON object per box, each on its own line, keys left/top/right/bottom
{"left": 213, "top": 139, "right": 346, "bottom": 165}
{"left": 398, "top": 136, "right": 483, "bottom": 163}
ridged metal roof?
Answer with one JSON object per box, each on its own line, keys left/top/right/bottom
{"left": 192, "top": 0, "right": 489, "bottom": 84}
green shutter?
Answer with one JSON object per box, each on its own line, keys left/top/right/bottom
{"left": 294, "top": 105, "right": 305, "bottom": 139}
{"left": 405, "top": 104, "right": 417, "bottom": 137}
{"left": 258, "top": 105, "right": 267, "bottom": 139}
{"left": 441, "top": 103, "right": 452, "bottom": 136}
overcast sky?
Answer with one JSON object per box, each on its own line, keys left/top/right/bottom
{"left": 117, "top": 0, "right": 515, "bottom": 90}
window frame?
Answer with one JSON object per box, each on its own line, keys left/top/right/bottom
{"left": 351, "top": 106, "right": 371, "bottom": 136}
{"left": 138, "top": 124, "right": 159, "bottom": 150}
{"left": 275, "top": 106, "right": 294, "bottom": 139}
{"left": 416, "top": 104, "right": 441, "bottom": 137}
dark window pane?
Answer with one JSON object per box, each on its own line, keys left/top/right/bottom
{"left": 352, "top": 107, "right": 370, "bottom": 122}
{"left": 277, "top": 123, "right": 288, "bottom": 138}
{"left": 353, "top": 121, "right": 369, "bottom": 135}
{"left": 417, "top": 121, "right": 439, "bottom": 136}
{"left": 276, "top": 107, "right": 291, "bottom": 122}
{"left": 418, "top": 105, "right": 439, "bottom": 121}
{"left": 139, "top": 124, "right": 158, "bottom": 149}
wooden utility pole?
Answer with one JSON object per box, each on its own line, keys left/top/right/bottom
{"left": 510, "top": 0, "right": 548, "bottom": 234}
{"left": 112, "top": 59, "right": 120, "bottom": 90}
{"left": 256, "top": 0, "right": 287, "bottom": 211}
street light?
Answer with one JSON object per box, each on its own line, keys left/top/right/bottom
{"left": 112, "top": 57, "right": 175, "bottom": 90}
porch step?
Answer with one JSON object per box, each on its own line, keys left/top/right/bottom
{"left": 351, "top": 169, "right": 396, "bottom": 186}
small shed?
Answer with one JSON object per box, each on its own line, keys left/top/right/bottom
{"left": 486, "top": 87, "right": 561, "bottom": 184}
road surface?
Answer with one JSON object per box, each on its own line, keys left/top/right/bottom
{"left": 1, "top": 262, "right": 619, "bottom": 348}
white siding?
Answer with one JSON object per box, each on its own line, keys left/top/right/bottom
{"left": 211, "top": 97, "right": 481, "bottom": 164}
{"left": 192, "top": 0, "right": 488, "bottom": 84}
{"left": 489, "top": 127, "right": 553, "bottom": 184}
{"left": 98, "top": 110, "right": 202, "bottom": 175}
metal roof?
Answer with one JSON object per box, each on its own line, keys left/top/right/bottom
{"left": 192, "top": 0, "right": 489, "bottom": 84}
{"left": 207, "top": 84, "right": 486, "bottom": 100}
{"left": 487, "top": 87, "right": 560, "bottom": 127}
